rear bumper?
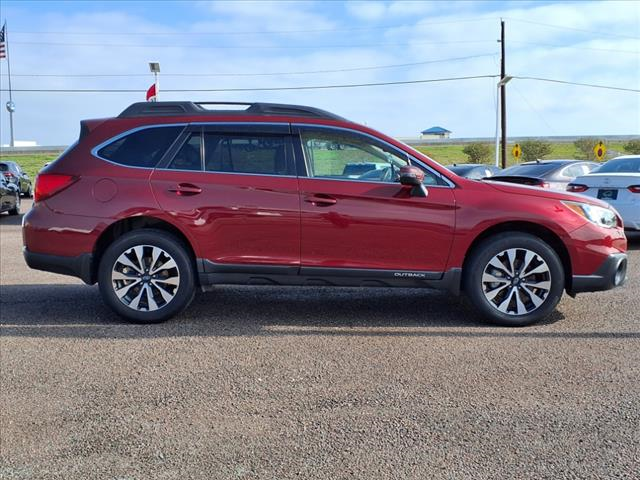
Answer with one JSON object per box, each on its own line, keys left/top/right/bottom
{"left": 23, "top": 248, "right": 94, "bottom": 284}
{"left": 569, "top": 253, "right": 627, "bottom": 294}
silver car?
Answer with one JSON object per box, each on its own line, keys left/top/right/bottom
{"left": 568, "top": 155, "right": 640, "bottom": 232}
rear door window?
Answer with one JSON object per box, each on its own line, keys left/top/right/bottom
{"left": 204, "top": 133, "right": 291, "bottom": 175}
{"left": 97, "top": 126, "right": 183, "bottom": 168}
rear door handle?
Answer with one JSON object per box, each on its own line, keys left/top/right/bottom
{"left": 305, "top": 194, "right": 337, "bottom": 206}
{"left": 169, "top": 183, "right": 202, "bottom": 196}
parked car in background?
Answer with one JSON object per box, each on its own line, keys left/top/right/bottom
{"left": 0, "top": 175, "right": 20, "bottom": 215}
{"left": 23, "top": 101, "right": 628, "bottom": 327}
{"left": 447, "top": 163, "right": 502, "bottom": 179}
{"left": 568, "top": 155, "right": 640, "bottom": 232}
{"left": 0, "top": 161, "right": 33, "bottom": 197}
{"left": 489, "top": 160, "right": 599, "bottom": 190}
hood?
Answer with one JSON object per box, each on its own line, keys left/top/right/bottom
{"left": 483, "top": 179, "right": 611, "bottom": 208}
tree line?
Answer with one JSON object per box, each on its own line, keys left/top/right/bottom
{"left": 461, "top": 138, "right": 640, "bottom": 164}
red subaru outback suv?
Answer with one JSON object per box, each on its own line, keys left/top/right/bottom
{"left": 23, "top": 102, "right": 628, "bottom": 326}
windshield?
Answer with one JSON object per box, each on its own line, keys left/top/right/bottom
{"left": 499, "top": 163, "right": 562, "bottom": 177}
{"left": 595, "top": 157, "right": 640, "bottom": 173}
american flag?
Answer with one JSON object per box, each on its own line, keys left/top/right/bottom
{"left": 0, "top": 23, "right": 6, "bottom": 59}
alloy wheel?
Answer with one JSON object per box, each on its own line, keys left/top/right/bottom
{"left": 481, "top": 248, "right": 552, "bottom": 316}
{"left": 111, "top": 245, "right": 180, "bottom": 311}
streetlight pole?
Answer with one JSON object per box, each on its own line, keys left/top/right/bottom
{"left": 495, "top": 76, "right": 513, "bottom": 168}
{"left": 4, "top": 21, "right": 15, "bottom": 147}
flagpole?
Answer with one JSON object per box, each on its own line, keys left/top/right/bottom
{"left": 4, "top": 21, "right": 15, "bottom": 147}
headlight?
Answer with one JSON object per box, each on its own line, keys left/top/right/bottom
{"left": 562, "top": 201, "right": 619, "bottom": 228}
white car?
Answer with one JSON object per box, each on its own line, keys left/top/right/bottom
{"left": 568, "top": 155, "right": 640, "bottom": 231}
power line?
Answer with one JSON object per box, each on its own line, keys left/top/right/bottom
{"left": 0, "top": 74, "right": 499, "bottom": 93}
{"left": 504, "top": 17, "right": 640, "bottom": 40}
{"left": 1, "top": 75, "right": 638, "bottom": 94}
{"left": 10, "top": 18, "right": 496, "bottom": 36}
{"left": 512, "top": 83, "right": 557, "bottom": 135}
{"left": 510, "top": 41, "right": 639, "bottom": 55}
{"left": 0, "top": 54, "right": 497, "bottom": 78}
{"left": 512, "top": 76, "right": 640, "bottom": 93}
{"left": 11, "top": 39, "right": 638, "bottom": 55}
{"left": 11, "top": 39, "right": 494, "bottom": 49}
{"left": 11, "top": 17, "right": 639, "bottom": 41}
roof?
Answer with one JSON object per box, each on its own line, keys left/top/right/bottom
{"left": 118, "top": 101, "right": 347, "bottom": 121}
{"left": 421, "top": 126, "right": 451, "bottom": 134}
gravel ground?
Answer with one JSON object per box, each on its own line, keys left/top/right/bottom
{"left": 1, "top": 200, "right": 639, "bottom": 479}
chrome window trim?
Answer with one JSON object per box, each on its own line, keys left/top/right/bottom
{"left": 91, "top": 123, "right": 188, "bottom": 170}
{"left": 162, "top": 123, "right": 296, "bottom": 178}
{"left": 296, "top": 175, "right": 452, "bottom": 188}
{"left": 153, "top": 168, "right": 298, "bottom": 179}
{"left": 292, "top": 123, "right": 456, "bottom": 188}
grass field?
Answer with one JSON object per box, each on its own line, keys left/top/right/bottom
{"left": 0, "top": 154, "right": 60, "bottom": 180}
{"left": 0, "top": 141, "right": 633, "bottom": 179}
{"left": 414, "top": 142, "right": 629, "bottom": 167}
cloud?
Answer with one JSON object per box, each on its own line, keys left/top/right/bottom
{"left": 0, "top": 0, "right": 638, "bottom": 146}
{"left": 345, "top": 1, "right": 388, "bottom": 21}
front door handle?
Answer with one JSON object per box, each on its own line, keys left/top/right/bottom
{"left": 169, "top": 183, "right": 202, "bottom": 196}
{"left": 305, "top": 194, "right": 337, "bottom": 206}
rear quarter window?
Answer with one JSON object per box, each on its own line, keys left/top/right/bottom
{"left": 97, "top": 126, "right": 183, "bottom": 168}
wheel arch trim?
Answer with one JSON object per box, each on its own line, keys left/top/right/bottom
{"left": 91, "top": 215, "right": 199, "bottom": 284}
{"left": 460, "top": 221, "right": 573, "bottom": 292}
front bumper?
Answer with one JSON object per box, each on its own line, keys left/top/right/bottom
{"left": 23, "top": 248, "right": 94, "bottom": 284}
{"left": 569, "top": 253, "right": 627, "bottom": 295}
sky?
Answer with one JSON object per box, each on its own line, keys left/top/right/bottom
{"left": 0, "top": 0, "right": 638, "bottom": 146}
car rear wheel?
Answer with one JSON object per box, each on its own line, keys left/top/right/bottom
{"left": 98, "top": 229, "right": 195, "bottom": 323}
{"left": 8, "top": 193, "right": 20, "bottom": 215}
{"left": 464, "top": 233, "right": 565, "bottom": 326}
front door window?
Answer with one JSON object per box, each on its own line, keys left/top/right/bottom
{"left": 300, "top": 130, "right": 442, "bottom": 185}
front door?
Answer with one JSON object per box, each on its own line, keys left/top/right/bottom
{"left": 150, "top": 124, "right": 300, "bottom": 269}
{"left": 294, "top": 126, "right": 456, "bottom": 273}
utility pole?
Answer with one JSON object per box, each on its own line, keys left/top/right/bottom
{"left": 500, "top": 19, "right": 507, "bottom": 168}
{"left": 3, "top": 21, "right": 16, "bottom": 147}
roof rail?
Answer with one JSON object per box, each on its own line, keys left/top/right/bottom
{"left": 118, "top": 101, "right": 347, "bottom": 121}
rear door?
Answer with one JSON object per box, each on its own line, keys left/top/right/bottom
{"left": 150, "top": 123, "right": 301, "bottom": 269}
{"left": 293, "top": 125, "right": 456, "bottom": 273}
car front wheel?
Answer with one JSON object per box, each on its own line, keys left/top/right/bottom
{"left": 98, "top": 229, "right": 196, "bottom": 323}
{"left": 464, "top": 233, "right": 565, "bottom": 326}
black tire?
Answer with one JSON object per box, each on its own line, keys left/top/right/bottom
{"left": 8, "top": 193, "right": 20, "bottom": 216}
{"left": 25, "top": 183, "right": 33, "bottom": 198}
{"left": 98, "top": 229, "right": 196, "bottom": 323}
{"left": 463, "top": 233, "right": 565, "bottom": 327}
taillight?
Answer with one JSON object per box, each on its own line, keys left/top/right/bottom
{"left": 3, "top": 172, "right": 14, "bottom": 178}
{"left": 628, "top": 185, "right": 640, "bottom": 193}
{"left": 34, "top": 174, "right": 78, "bottom": 202}
{"left": 567, "top": 184, "right": 588, "bottom": 193}
{"left": 540, "top": 182, "right": 550, "bottom": 188}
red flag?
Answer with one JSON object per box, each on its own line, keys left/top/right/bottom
{"left": 146, "top": 83, "right": 156, "bottom": 102}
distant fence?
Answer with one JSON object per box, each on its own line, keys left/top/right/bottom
{"left": 400, "top": 135, "right": 638, "bottom": 147}
{"left": 0, "top": 146, "right": 67, "bottom": 156}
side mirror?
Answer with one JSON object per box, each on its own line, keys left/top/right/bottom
{"left": 399, "top": 165, "right": 428, "bottom": 197}
{"left": 399, "top": 165, "right": 424, "bottom": 186}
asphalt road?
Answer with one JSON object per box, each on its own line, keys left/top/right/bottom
{"left": 1, "top": 200, "right": 639, "bottom": 479}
